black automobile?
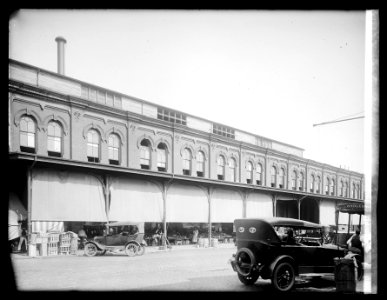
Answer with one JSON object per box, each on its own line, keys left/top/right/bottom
{"left": 230, "top": 217, "right": 360, "bottom": 292}
{"left": 84, "top": 222, "right": 146, "bottom": 257}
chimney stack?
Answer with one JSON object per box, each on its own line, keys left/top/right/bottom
{"left": 55, "top": 36, "right": 67, "bottom": 75}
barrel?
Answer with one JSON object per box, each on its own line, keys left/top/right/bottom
{"left": 334, "top": 258, "right": 356, "bottom": 293}
{"left": 211, "top": 238, "right": 218, "bottom": 248}
{"left": 203, "top": 238, "right": 209, "bottom": 248}
{"left": 198, "top": 238, "right": 204, "bottom": 248}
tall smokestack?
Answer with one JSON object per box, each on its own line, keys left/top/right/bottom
{"left": 55, "top": 36, "right": 67, "bottom": 75}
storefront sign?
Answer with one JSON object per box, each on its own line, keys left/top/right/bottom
{"left": 336, "top": 203, "right": 364, "bottom": 214}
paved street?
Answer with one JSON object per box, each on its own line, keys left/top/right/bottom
{"left": 10, "top": 245, "right": 367, "bottom": 292}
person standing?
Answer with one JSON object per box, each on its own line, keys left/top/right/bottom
{"left": 153, "top": 224, "right": 163, "bottom": 246}
{"left": 322, "top": 226, "right": 334, "bottom": 244}
{"left": 347, "top": 229, "right": 363, "bottom": 255}
{"left": 18, "top": 227, "right": 28, "bottom": 252}
{"left": 192, "top": 227, "right": 199, "bottom": 244}
{"left": 78, "top": 226, "right": 87, "bottom": 249}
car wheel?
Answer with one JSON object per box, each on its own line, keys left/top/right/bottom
{"left": 235, "top": 248, "right": 256, "bottom": 277}
{"left": 238, "top": 272, "right": 259, "bottom": 285}
{"left": 272, "top": 261, "right": 295, "bottom": 292}
{"left": 84, "top": 243, "right": 98, "bottom": 257}
{"left": 137, "top": 245, "right": 145, "bottom": 256}
{"left": 125, "top": 243, "right": 138, "bottom": 257}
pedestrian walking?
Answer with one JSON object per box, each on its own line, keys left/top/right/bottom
{"left": 18, "top": 227, "right": 28, "bottom": 252}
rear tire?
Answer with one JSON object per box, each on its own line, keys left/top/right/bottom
{"left": 238, "top": 272, "right": 259, "bottom": 285}
{"left": 272, "top": 261, "right": 295, "bottom": 292}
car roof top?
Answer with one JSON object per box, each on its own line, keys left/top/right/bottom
{"left": 108, "top": 221, "right": 141, "bottom": 227}
{"left": 235, "top": 217, "right": 322, "bottom": 229}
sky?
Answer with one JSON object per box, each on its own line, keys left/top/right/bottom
{"left": 9, "top": 9, "right": 366, "bottom": 173}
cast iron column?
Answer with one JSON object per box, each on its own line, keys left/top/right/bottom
{"left": 162, "top": 182, "right": 167, "bottom": 248}
{"left": 208, "top": 186, "right": 212, "bottom": 247}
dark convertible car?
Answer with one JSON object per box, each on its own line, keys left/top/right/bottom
{"left": 84, "top": 222, "right": 146, "bottom": 257}
{"left": 230, "top": 217, "right": 352, "bottom": 291}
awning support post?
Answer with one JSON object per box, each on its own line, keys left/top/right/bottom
{"left": 207, "top": 186, "right": 213, "bottom": 248}
{"left": 162, "top": 182, "right": 167, "bottom": 248}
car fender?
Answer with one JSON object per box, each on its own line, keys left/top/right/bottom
{"left": 125, "top": 241, "right": 141, "bottom": 247}
{"left": 269, "top": 255, "right": 297, "bottom": 276}
{"left": 85, "top": 240, "right": 105, "bottom": 251}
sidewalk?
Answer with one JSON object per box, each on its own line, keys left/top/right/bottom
{"left": 10, "top": 242, "right": 236, "bottom": 259}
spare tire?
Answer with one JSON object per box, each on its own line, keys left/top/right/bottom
{"left": 235, "top": 247, "right": 256, "bottom": 276}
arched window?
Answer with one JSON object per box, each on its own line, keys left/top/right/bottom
{"left": 108, "top": 134, "right": 120, "bottom": 165}
{"left": 352, "top": 183, "right": 356, "bottom": 198}
{"left": 331, "top": 179, "right": 335, "bottom": 196}
{"left": 182, "top": 148, "right": 192, "bottom": 175}
{"left": 157, "top": 143, "right": 167, "bottom": 172}
{"left": 357, "top": 183, "right": 361, "bottom": 199}
{"left": 271, "top": 166, "right": 277, "bottom": 187}
{"left": 256, "top": 163, "right": 263, "bottom": 185}
{"left": 196, "top": 151, "right": 205, "bottom": 177}
{"left": 299, "top": 172, "right": 304, "bottom": 191}
{"left": 310, "top": 175, "right": 315, "bottom": 192}
{"left": 344, "top": 182, "right": 349, "bottom": 197}
{"left": 325, "top": 178, "right": 330, "bottom": 195}
{"left": 339, "top": 180, "right": 343, "bottom": 196}
{"left": 279, "top": 168, "right": 285, "bottom": 189}
{"left": 47, "top": 121, "right": 62, "bottom": 157}
{"left": 229, "top": 158, "right": 236, "bottom": 182}
{"left": 140, "top": 139, "right": 151, "bottom": 169}
{"left": 20, "top": 116, "right": 36, "bottom": 153}
{"left": 87, "top": 129, "right": 100, "bottom": 162}
{"left": 316, "top": 176, "right": 321, "bottom": 193}
{"left": 217, "top": 155, "right": 225, "bottom": 180}
{"left": 246, "top": 161, "right": 253, "bottom": 184}
{"left": 291, "top": 170, "right": 297, "bottom": 190}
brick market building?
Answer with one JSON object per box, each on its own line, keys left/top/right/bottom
{"left": 8, "top": 56, "right": 365, "bottom": 249}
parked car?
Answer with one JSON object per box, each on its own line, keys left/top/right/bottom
{"left": 84, "top": 221, "right": 146, "bottom": 257}
{"left": 230, "top": 217, "right": 356, "bottom": 292}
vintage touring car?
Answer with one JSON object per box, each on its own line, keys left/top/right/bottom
{"left": 230, "top": 217, "right": 353, "bottom": 291}
{"left": 84, "top": 221, "right": 146, "bottom": 257}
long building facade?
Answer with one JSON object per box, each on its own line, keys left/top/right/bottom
{"left": 8, "top": 58, "right": 365, "bottom": 248}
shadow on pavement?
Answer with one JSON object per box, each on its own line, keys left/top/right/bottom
{"left": 132, "top": 273, "right": 338, "bottom": 292}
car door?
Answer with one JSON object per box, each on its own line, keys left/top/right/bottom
{"left": 313, "top": 244, "right": 344, "bottom": 273}
{"left": 105, "top": 227, "right": 122, "bottom": 246}
{"left": 281, "top": 242, "right": 318, "bottom": 272}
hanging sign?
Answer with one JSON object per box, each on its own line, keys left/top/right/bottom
{"left": 336, "top": 203, "right": 364, "bottom": 214}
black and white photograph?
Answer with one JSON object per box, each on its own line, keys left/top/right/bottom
{"left": 8, "top": 9, "right": 378, "bottom": 293}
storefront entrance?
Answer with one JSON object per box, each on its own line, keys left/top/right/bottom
{"left": 300, "top": 199, "right": 319, "bottom": 223}
{"left": 276, "top": 200, "right": 298, "bottom": 219}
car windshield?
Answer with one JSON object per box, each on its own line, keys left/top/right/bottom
{"left": 109, "top": 225, "right": 139, "bottom": 235}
